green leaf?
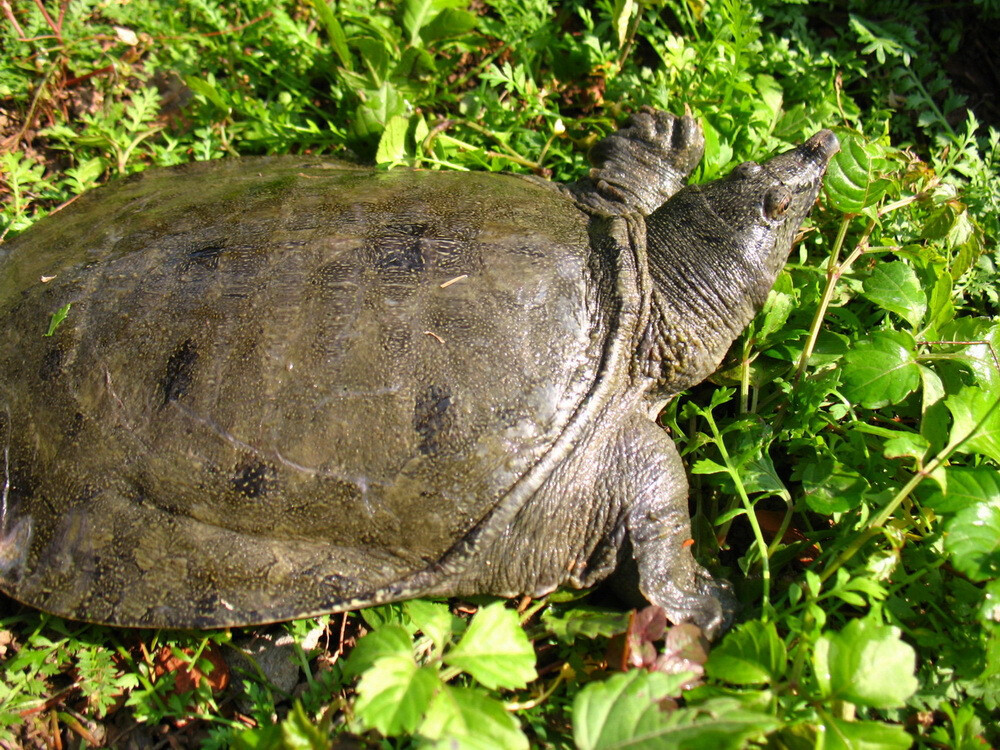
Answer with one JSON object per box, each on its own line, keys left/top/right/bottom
{"left": 43, "top": 302, "right": 72, "bottom": 337}
{"left": 813, "top": 619, "right": 917, "bottom": 708}
{"left": 401, "top": 0, "right": 465, "bottom": 47}
{"left": 444, "top": 602, "right": 536, "bottom": 689}
{"left": 706, "top": 620, "right": 787, "bottom": 684}
{"left": 375, "top": 114, "right": 411, "bottom": 165}
{"left": 924, "top": 467, "right": 1000, "bottom": 514}
{"left": 573, "top": 672, "right": 777, "bottom": 750}
{"left": 405, "top": 600, "right": 459, "bottom": 653}
{"left": 862, "top": 261, "right": 926, "bottom": 328}
{"left": 309, "top": 0, "right": 353, "bottom": 70}
{"left": 280, "top": 700, "right": 331, "bottom": 749}
{"left": 420, "top": 8, "right": 477, "bottom": 43}
{"left": 419, "top": 685, "right": 528, "bottom": 750}
{"left": 799, "top": 456, "right": 870, "bottom": 514}
{"left": 841, "top": 330, "right": 920, "bottom": 408}
{"left": 354, "top": 655, "right": 442, "bottom": 736}
{"left": 343, "top": 624, "right": 412, "bottom": 678}
{"left": 612, "top": 0, "right": 636, "bottom": 48}
{"left": 823, "top": 131, "right": 892, "bottom": 213}
{"left": 541, "top": 606, "right": 630, "bottom": 645}
{"left": 946, "top": 385, "right": 1000, "bottom": 465}
{"left": 921, "top": 266, "right": 955, "bottom": 339}
{"left": 944, "top": 496, "right": 1000, "bottom": 581}
{"left": 820, "top": 717, "right": 914, "bottom": 750}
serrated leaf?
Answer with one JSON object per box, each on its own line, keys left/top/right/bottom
{"left": 841, "top": 330, "right": 920, "bottom": 408}
{"left": 706, "top": 620, "right": 787, "bottom": 684}
{"left": 573, "top": 672, "right": 777, "bottom": 750}
{"left": 419, "top": 685, "right": 528, "bottom": 750}
{"left": 823, "top": 132, "right": 892, "bottom": 213}
{"left": 813, "top": 620, "right": 917, "bottom": 708}
{"left": 444, "top": 602, "right": 536, "bottom": 689}
{"left": 354, "top": 655, "right": 441, "bottom": 736}
{"left": 862, "top": 261, "right": 926, "bottom": 328}
{"left": 343, "top": 624, "right": 412, "bottom": 678}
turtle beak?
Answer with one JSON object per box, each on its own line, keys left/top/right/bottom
{"left": 798, "top": 129, "right": 840, "bottom": 169}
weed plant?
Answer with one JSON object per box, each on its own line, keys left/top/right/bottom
{"left": 1, "top": 0, "right": 998, "bottom": 747}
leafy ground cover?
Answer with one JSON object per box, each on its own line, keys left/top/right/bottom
{"left": 1, "top": 0, "right": 999, "bottom": 747}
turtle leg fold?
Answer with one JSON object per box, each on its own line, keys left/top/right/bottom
{"left": 578, "top": 108, "right": 705, "bottom": 216}
{"left": 616, "top": 414, "right": 735, "bottom": 639}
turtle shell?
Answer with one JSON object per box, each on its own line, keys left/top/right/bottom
{"left": 0, "top": 158, "right": 624, "bottom": 627}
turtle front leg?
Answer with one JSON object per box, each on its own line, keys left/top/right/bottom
{"left": 618, "top": 413, "right": 735, "bottom": 639}
{"left": 576, "top": 108, "right": 705, "bottom": 216}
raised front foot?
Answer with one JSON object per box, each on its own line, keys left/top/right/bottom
{"left": 584, "top": 108, "right": 705, "bottom": 216}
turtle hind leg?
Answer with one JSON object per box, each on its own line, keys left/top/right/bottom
{"left": 617, "top": 414, "right": 735, "bottom": 638}
{"left": 577, "top": 108, "right": 705, "bottom": 216}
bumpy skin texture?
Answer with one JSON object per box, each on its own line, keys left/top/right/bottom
{"left": 0, "top": 112, "right": 837, "bottom": 635}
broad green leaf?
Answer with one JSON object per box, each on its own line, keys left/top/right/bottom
{"left": 309, "top": 0, "right": 353, "bottom": 70}
{"left": 419, "top": 685, "right": 528, "bottom": 750}
{"left": 401, "top": 0, "right": 464, "bottom": 47}
{"left": 343, "top": 624, "right": 412, "bottom": 678}
{"left": 706, "top": 620, "right": 787, "bottom": 684}
{"left": 944, "top": 499, "right": 1000, "bottom": 581}
{"left": 573, "top": 672, "right": 777, "bottom": 750}
{"left": 421, "top": 8, "right": 478, "bottom": 43}
{"left": 354, "top": 655, "right": 441, "bottom": 735}
{"left": 444, "top": 602, "right": 536, "bottom": 689}
{"left": 375, "top": 114, "right": 411, "bottom": 165}
{"left": 841, "top": 330, "right": 920, "bottom": 409}
{"left": 823, "top": 132, "right": 892, "bottom": 214}
{"left": 813, "top": 620, "right": 917, "bottom": 708}
{"left": 924, "top": 467, "right": 1000, "bottom": 514}
{"left": 922, "top": 268, "right": 955, "bottom": 338}
{"left": 820, "top": 717, "right": 914, "bottom": 750}
{"left": 405, "top": 600, "right": 459, "bottom": 653}
{"left": 351, "top": 82, "right": 406, "bottom": 143}
{"left": 862, "top": 261, "right": 926, "bottom": 328}
{"left": 919, "top": 364, "right": 950, "bottom": 454}
{"left": 799, "top": 457, "right": 869, "bottom": 514}
{"left": 882, "top": 432, "right": 929, "bottom": 460}
{"left": 937, "top": 318, "right": 1000, "bottom": 389}
{"left": 946, "top": 385, "right": 1000, "bottom": 465}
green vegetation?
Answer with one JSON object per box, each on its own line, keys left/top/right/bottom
{"left": 1, "top": 0, "right": 998, "bottom": 746}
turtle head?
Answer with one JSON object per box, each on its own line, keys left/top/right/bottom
{"left": 641, "top": 131, "right": 838, "bottom": 394}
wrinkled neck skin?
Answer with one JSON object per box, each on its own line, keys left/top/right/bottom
{"left": 637, "top": 186, "right": 788, "bottom": 398}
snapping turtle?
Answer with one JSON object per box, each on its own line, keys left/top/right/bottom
{"left": 0, "top": 111, "right": 836, "bottom": 636}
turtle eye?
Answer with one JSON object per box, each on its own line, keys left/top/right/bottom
{"left": 764, "top": 187, "right": 792, "bottom": 220}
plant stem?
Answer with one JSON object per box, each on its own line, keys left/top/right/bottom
{"left": 819, "top": 391, "right": 1000, "bottom": 583}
